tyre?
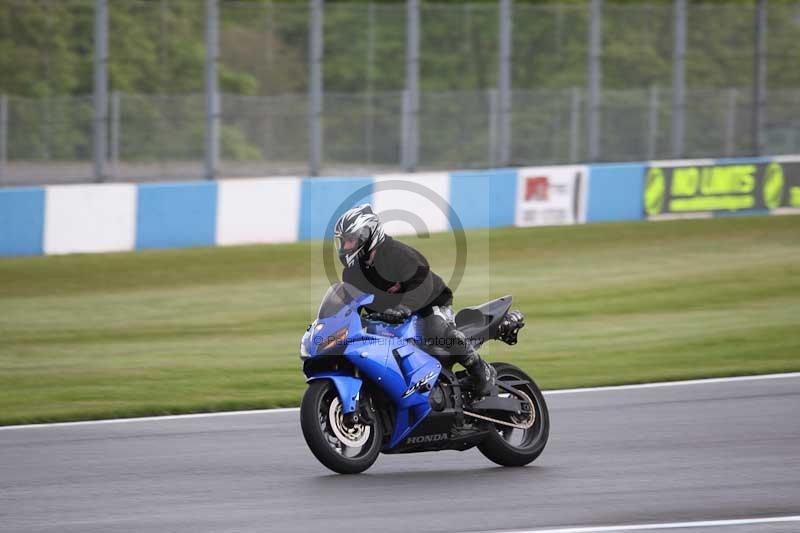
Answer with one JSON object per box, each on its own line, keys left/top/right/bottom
{"left": 477, "top": 362, "right": 549, "bottom": 467}
{"left": 300, "top": 379, "right": 383, "bottom": 474}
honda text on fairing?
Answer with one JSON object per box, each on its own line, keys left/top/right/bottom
{"left": 299, "top": 282, "right": 549, "bottom": 474}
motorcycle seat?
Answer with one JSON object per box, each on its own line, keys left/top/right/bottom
{"left": 454, "top": 295, "right": 513, "bottom": 346}
{"left": 415, "top": 296, "right": 514, "bottom": 365}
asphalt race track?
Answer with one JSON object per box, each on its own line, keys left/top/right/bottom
{"left": 2, "top": 374, "right": 799, "bottom": 533}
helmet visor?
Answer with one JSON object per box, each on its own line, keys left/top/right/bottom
{"left": 335, "top": 227, "right": 371, "bottom": 265}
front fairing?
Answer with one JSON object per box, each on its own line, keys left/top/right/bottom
{"left": 300, "top": 283, "right": 441, "bottom": 449}
{"left": 301, "top": 283, "right": 374, "bottom": 359}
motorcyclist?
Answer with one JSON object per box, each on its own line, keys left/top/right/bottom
{"left": 334, "top": 203, "right": 496, "bottom": 397}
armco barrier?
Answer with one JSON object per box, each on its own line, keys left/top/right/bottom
{"left": 585, "top": 163, "right": 646, "bottom": 222}
{"left": 216, "top": 178, "right": 302, "bottom": 245}
{"left": 0, "top": 187, "right": 45, "bottom": 256}
{"left": 2, "top": 156, "right": 797, "bottom": 257}
{"left": 449, "top": 169, "right": 517, "bottom": 229}
{"left": 136, "top": 182, "right": 218, "bottom": 250}
{"left": 44, "top": 184, "right": 136, "bottom": 255}
{"left": 298, "top": 177, "right": 373, "bottom": 241}
{"left": 373, "top": 173, "right": 450, "bottom": 236}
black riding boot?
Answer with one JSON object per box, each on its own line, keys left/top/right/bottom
{"left": 422, "top": 305, "right": 497, "bottom": 398}
{"left": 462, "top": 349, "right": 497, "bottom": 398}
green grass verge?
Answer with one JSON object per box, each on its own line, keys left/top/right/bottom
{"left": 1, "top": 215, "right": 799, "bottom": 425}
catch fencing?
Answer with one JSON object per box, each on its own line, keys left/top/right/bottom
{"left": 1, "top": 0, "right": 800, "bottom": 186}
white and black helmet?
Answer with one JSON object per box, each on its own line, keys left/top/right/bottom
{"left": 334, "top": 204, "right": 385, "bottom": 267}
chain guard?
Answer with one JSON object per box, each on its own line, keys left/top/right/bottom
{"left": 463, "top": 386, "right": 536, "bottom": 429}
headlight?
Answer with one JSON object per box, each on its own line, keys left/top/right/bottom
{"left": 299, "top": 336, "right": 311, "bottom": 360}
{"left": 300, "top": 322, "right": 324, "bottom": 360}
{"left": 318, "top": 326, "right": 349, "bottom": 352}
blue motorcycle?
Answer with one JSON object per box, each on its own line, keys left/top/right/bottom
{"left": 299, "top": 282, "right": 549, "bottom": 474}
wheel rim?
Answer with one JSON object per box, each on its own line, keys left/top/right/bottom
{"left": 494, "top": 373, "right": 545, "bottom": 450}
{"left": 318, "top": 389, "right": 373, "bottom": 459}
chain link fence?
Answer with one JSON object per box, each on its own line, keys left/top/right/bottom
{"left": 2, "top": 1, "right": 800, "bottom": 186}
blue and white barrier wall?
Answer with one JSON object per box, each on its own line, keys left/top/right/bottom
{"left": 585, "top": 163, "right": 645, "bottom": 222}
{"left": 1, "top": 155, "right": 798, "bottom": 257}
{"left": 0, "top": 188, "right": 45, "bottom": 256}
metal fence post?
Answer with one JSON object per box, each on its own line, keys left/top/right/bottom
{"left": 205, "top": 0, "right": 220, "bottom": 181}
{"left": 265, "top": 1, "right": 274, "bottom": 68}
{"left": 309, "top": 0, "right": 323, "bottom": 176}
{"left": 753, "top": 0, "right": 767, "bottom": 156}
{"left": 401, "top": 90, "right": 410, "bottom": 168}
{"left": 365, "top": 2, "right": 376, "bottom": 164}
{"left": 110, "top": 91, "right": 120, "bottom": 180}
{"left": 498, "top": 0, "right": 512, "bottom": 167}
{"left": 587, "top": 0, "right": 602, "bottom": 162}
{"left": 0, "top": 95, "right": 7, "bottom": 183}
{"left": 671, "top": 0, "right": 686, "bottom": 159}
{"left": 44, "top": 95, "right": 52, "bottom": 160}
{"left": 93, "top": 0, "right": 108, "bottom": 182}
{"left": 569, "top": 87, "right": 581, "bottom": 163}
{"left": 647, "top": 85, "right": 660, "bottom": 160}
{"left": 402, "top": 0, "right": 419, "bottom": 172}
{"left": 725, "top": 88, "right": 738, "bottom": 156}
{"left": 488, "top": 89, "right": 499, "bottom": 166}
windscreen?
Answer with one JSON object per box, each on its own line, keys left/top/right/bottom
{"left": 317, "top": 282, "right": 365, "bottom": 318}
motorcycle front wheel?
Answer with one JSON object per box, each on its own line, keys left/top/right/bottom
{"left": 300, "top": 380, "right": 383, "bottom": 474}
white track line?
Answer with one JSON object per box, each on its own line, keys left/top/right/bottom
{"left": 2, "top": 372, "right": 798, "bottom": 432}
{"left": 0, "top": 408, "right": 300, "bottom": 431}
{"left": 544, "top": 372, "right": 800, "bottom": 395}
{"left": 487, "top": 515, "right": 800, "bottom": 533}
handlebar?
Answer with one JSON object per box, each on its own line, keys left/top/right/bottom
{"left": 364, "top": 312, "right": 404, "bottom": 324}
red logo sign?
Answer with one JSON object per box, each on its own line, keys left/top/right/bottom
{"left": 525, "top": 176, "right": 549, "bottom": 201}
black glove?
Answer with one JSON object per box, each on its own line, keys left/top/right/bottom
{"left": 372, "top": 304, "right": 412, "bottom": 324}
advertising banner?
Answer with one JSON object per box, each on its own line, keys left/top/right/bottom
{"left": 515, "top": 165, "right": 587, "bottom": 227}
{"left": 644, "top": 160, "right": 800, "bottom": 218}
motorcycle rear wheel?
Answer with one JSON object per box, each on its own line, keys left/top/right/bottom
{"left": 300, "top": 380, "right": 383, "bottom": 474}
{"left": 477, "top": 362, "right": 549, "bottom": 467}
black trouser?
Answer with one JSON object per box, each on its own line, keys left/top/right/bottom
{"left": 418, "top": 305, "right": 480, "bottom": 368}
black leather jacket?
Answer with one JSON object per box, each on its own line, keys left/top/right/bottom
{"left": 342, "top": 236, "right": 452, "bottom": 314}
